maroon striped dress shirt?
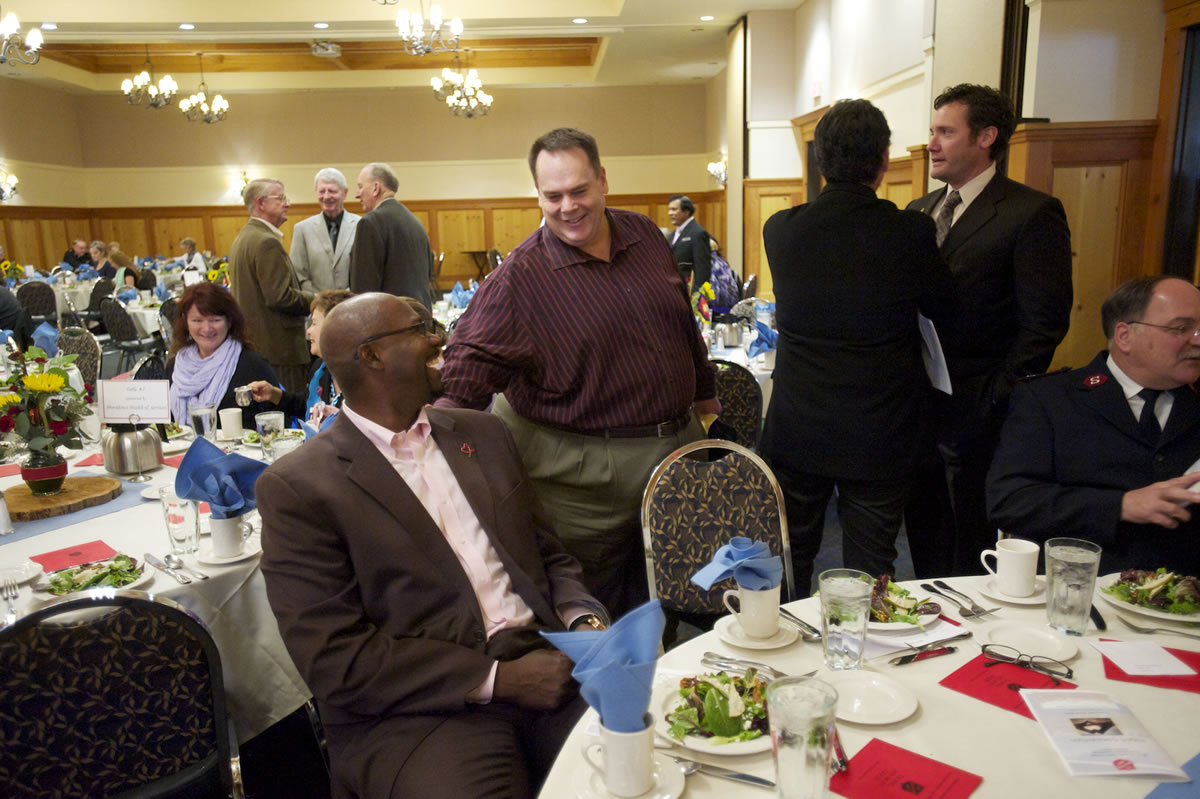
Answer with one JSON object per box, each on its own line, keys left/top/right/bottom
{"left": 436, "top": 208, "right": 716, "bottom": 432}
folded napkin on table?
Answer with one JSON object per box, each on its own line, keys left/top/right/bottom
{"left": 449, "top": 281, "right": 476, "bottom": 309}
{"left": 174, "top": 436, "right": 268, "bottom": 519}
{"left": 140, "top": 258, "right": 158, "bottom": 270}
{"left": 116, "top": 288, "right": 138, "bottom": 302}
{"left": 0, "top": 328, "right": 13, "bottom": 347}
{"left": 154, "top": 284, "right": 170, "bottom": 301}
{"left": 542, "top": 599, "right": 665, "bottom": 732}
{"left": 76, "top": 269, "right": 98, "bottom": 281}
{"left": 4, "top": 278, "right": 14, "bottom": 289}
{"left": 33, "top": 322, "right": 58, "bottom": 356}
{"left": 747, "top": 321, "right": 778, "bottom": 358}
{"left": 57, "top": 262, "right": 75, "bottom": 272}
{"left": 691, "top": 536, "right": 782, "bottom": 590}
{"left": 30, "top": 273, "right": 57, "bottom": 285}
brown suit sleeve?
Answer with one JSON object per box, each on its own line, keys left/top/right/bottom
{"left": 253, "top": 236, "right": 311, "bottom": 315}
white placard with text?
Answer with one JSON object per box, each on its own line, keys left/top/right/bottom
{"left": 97, "top": 379, "right": 171, "bottom": 424}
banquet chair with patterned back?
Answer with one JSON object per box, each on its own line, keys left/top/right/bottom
{"left": 138, "top": 269, "right": 158, "bottom": 291}
{"left": 0, "top": 590, "right": 245, "bottom": 799}
{"left": 709, "top": 359, "right": 763, "bottom": 450}
{"left": 641, "top": 439, "right": 793, "bottom": 620}
{"left": 56, "top": 326, "right": 102, "bottom": 388}
{"left": 486, "top": 248, "right": 503, "bottom": 273}
{"left": 83, "top": 277, "right": 116, "bottom": 335}
{"left": 742, "top": 274, "right": 758, "bottom": 300}
{"left": 159, "top": 296, "right": 178, "bottom": 330}
{"left": 132, "top": 352, "right": 168, "bottom": 381}
{"left": 16, "top": 281, "right": 57, "bottom": 327}
{"left": 430, "top": 251, "right": 445, "bottom": 295}
{"left": 100, "top": 297, "right": 163, "bottom": 375}
{"left": 59, "top": 293, "right": 85, "bottom": 329}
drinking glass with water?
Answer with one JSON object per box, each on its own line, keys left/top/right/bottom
{"left": 1045, "top": 537, "right": 1102, "bottom": 636}
{"left": 187, "top": 402, "right": 217, "bottom": 442}
{"left": 818, "top": 568, "right": 872, "bottom": 670}
{"left": 767, "top": 677, "right": 839, "bottom": 799}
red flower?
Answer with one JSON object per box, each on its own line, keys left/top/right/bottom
{"left": 50, "top": 419, "right": 69, "bottom": 435}
{"left": 0, "top": 416, "right": 13, "bottom": 433}
{"left": 34, "top": 357, "right": 46, "bottom": 365}
{"left": 6, "top": 405, "right": 19, "bottom": 417}
{"left": 84, "top": 383, "right": 94, "bottom": 393}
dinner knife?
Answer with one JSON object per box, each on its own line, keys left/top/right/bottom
{"left": 144, "top": 553, "right": 191, "bottom": 585}
{"left": 685, "top": 760, "right": 776, "bottom": 789}
{"left": 889, "top": 646, "right": 957, "bottom": 666}
{"left": 1090, "top": 604, "right": 1107, "bottom": 631}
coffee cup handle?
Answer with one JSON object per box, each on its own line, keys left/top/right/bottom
{"left": 980, "top": 550, "right": 999, "bottom": 577}
{"left": 722, "top": 589, "right": 741, "bottom": 619}
{"left": 237, "top": 519, "right": 254, "bottom": 541}
{"left": 581, "top": 741, "right": 605, "bottom": 774}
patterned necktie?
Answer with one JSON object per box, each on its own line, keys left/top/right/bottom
{"left": 1137, "top": 388, "right": 1163, "bottom": 441}
{"left": 935, "top": 190, "right": 962, "bottom": 247}
{"left": 327, "top": 218, "right": 339, "bottom": 250}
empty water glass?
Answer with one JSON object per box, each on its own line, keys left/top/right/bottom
{"left": 159, "top": 487, "right": 199, "bottom": 554}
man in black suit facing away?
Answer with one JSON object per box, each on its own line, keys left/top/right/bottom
{"left": 667, "top": 194, "right": 711, "bottom": 292}
{"left": 759, "top": 99, "right": 956, "bottom": 594}
{"left": 904, "top": 84, "right": 1073, "bottom": 578}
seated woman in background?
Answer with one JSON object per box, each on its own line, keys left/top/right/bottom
{"left": 110, "top": 252, "right": 141, "bottom": 290}
{"left": 168, "top": 282, "right": 278, "bottom": 429}
{"left": 91, "top": 241, "right": 114, "bottom": 279}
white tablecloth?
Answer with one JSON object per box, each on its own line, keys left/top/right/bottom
{"left": 126, "top": 306, "right": 162, "bottom": 337}
{"left": 52, "top": 282, "right": 97, "bottom": 317}
{"left": 539, "top": 578, "right": 1200, "bottom": 798}
{"left": 0, "top": 445, "right": 310, "bottom": 743}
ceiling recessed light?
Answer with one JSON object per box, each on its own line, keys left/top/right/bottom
{"left": 41, "top": 22, "right": 57, "bottom": 30}
{"left": 314, "top": 22, "right": 329, "bottom": 29}
{"left": 179, "top": 23, "right": 194, "bottom": 30}
{"left": 700, "top": 15, "right": 714, "bottom": 21}
{"left": 572, "top": 18, "right": 588, "bottom": 24}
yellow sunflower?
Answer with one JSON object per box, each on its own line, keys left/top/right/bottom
{"left": 0, "top": 391, "right": 20, "bottom": 407}
{"left": 22, "top": 373, "right": 65, "bottom": 393}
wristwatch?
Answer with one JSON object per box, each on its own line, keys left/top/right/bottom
{"left": 571, "top": 614, "right": 607, "bottom": 632}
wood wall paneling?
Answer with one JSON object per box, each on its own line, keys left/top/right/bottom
{"left": 99, "top": 218, "right": 152, "bottom": 260}
{"left": 151, "top": 217, "right": 207, "bottom": 260}
{"left": 38, "top": 219, "right": 68, "bottom": 268}
{"left": 8, "top": 220, "right": 42, "bottom": 269}
{"left": 436, "top": 209, "right": 486, "bottom": 286}
{"left": 211, "top": 216, "right": 247, "bottom": 260}
{"left": 741, "top": 179, "right": 805, "bottom": 301}
{"left": 492, "top": 208, "right": 542, "bottom": 257}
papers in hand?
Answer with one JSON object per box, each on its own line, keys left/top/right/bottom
{"left": 1021, "top": 690, "right": 1188, "bottom": 780}
{"left": 918, "top": 313, "right": 952, "bottom": 395}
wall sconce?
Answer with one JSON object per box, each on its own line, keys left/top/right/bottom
{"left": 706, "top": 158, "right": 728, "bottom": 187}
{"left": 0, "top": 170, "right": 18, "bottom": 201}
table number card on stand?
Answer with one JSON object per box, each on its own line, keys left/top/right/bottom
{"left": 96, "top": 380, "right": 171, "bottom": 424}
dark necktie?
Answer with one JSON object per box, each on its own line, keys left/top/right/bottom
{"left": 327, "top": 217, "right": 339, "bottom": 250}
{"left": 935, "top": 190, "right": 962, "bottom": 247}
{"left": 1138, "top": 388, "right": 1163, "bottom": 441}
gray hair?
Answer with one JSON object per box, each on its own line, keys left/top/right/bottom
{"left": 180, "top": 237, "right": 197, "bottom": 249}
{"left": 243, "top": 178, "right": 283, "bottom": 211}
{"left": 362, "top": 163, "right": 399, "bottom": 193}
{"left": 314, "top": 168, "right": 348, "bottom": 191}
{"left": 89, "top": 240, "right": 107, "bottom": 255}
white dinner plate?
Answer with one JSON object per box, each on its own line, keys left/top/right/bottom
{"left": 868, "top": 615, "right": 941, "bottom": 634}
{"left": 652, "top": 679, "right": 772, "bottom": 757}
{"left": 976, "top": 622, "right": 1078, "bottom": 661}
{"left": 34, "top": 560, "right": 153, "bottom": 595}
{"left": 1096, "top": 572, "right": 1200, "bottom": 624}
{"left": 977, "top": 576, "right": 1047, "bottom": 606}
{"left": 824, "top": 671, "right": 918, "bottom": 725}
{"left": 161, "top": 438, "right": 192, "bottom": 455}
{"left": 576, "top": 750, "right": 684, "bottom": 799}
{"left": 0, "top": 559, "right": 43, "bottom": 584}
{"left": 166, "top": 425, "right": 193, "bottom": 440}
{"left": 714, "top": 615, "right": 798, "bottom": 650}
{"left": 196, "top": 538, "right": 262, "bottom": 566}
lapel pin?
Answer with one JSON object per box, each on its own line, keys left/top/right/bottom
{"left": 1083, "top": 374, "right": 1107, "bottom": 387}
{"left": 460, "top": 443, "right": 475, "bottom": 457}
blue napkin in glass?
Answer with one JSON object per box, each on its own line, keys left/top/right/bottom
{"left": 449, "top": 281, "right": 471, "bottom": 309}
{"left": 32, "top": 322, "right": 58, "bottom": 357}
{"left": 76, "top": 269, "right": 98, "bottom": 280}
{"left": 116, "top": 288, "right": 138, "bottom": 302}
{"left": 154, "top": 284, "right": 169, "bottom": 301}
{"left": 691, "top": 536, "right": 783, "bottom": 591}
{"left": 4, "top": 278, "right": 14, "bottom": 289}
{"left": 140, "top": 257, "right": 158, "bottom": 270}
{"left": 747, "top": 321, "right": 778, "bottom": 358}
{"left": 174, "top": 437, "right": 269, "bottom": 520}
{"left": 542, "top": 599, "right": 664, "bottom": 733}
{"left": 57, "top": 262, "right": 75, "bottom": 272}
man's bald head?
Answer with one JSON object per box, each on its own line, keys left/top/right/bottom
{"left": 321, "top": 293, "right": 423, "bottom": 400}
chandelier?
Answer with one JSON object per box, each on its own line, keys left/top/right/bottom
{"left": 707, "top": 158, "right": 728, "bottom": 186}
{"left": 430, "top": 55, "right": 492, "bottom": 119}
{"left": 179, "top": 55, "right": 229, "bottom": 124}
{"left": 121, "top": 48, "right": 178, "bottom": 109}
{"left": 0, "top": 8, "right": 43, "bottom": 66}
{"left": 0, "top": 170, "right": 17, "bottom": 202}
{"left": 396, "top": 2, "right": 462, "bottom": 56}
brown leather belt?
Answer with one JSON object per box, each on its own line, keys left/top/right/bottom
{"left": 594, "top": 412, "right": 693, "bottom": 440}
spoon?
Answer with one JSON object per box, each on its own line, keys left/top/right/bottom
{"left": 163, "top": 553, "right": 208, "bottom": 581}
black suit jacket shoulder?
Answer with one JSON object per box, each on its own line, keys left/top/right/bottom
{"left": 669, "top": 219, "right": 712, "bottom": 288}
{"left": 349, "top": 198, "right": 434, "bottom": 309}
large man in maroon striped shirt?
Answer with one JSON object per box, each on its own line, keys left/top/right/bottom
{"left": 437, "top": 128, "right": 720, "bottom": 616}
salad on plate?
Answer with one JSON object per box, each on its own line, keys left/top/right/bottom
{"left": 1102, "top": 568, "right": 1200, "bottom": 616}
{"left": 665, "top": 670, "right": 768, "bottom": 745}
{"left": 45, "top": 554, "right": 143, "bottom": 595}
{"left": 870, "top": 575, "right": 940, "bottom": 626}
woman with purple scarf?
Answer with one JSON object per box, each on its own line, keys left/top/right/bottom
{"left": 167, "top": 283, "right": 278, "bottom": 429}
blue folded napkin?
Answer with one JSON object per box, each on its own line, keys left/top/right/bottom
{"left": 140, "top": 257, "right": 157, "bottom": 270}
{"left": 76, "top": 269, "right": 98, "bottom": 280}
{"left": 449, "top": 281, "right": 476, "bottom": 309}
{"left": 542, "top": 600, "right": 664, "bottom": 733}
{"left": 4, "top": 278, "right": 13, "bottom": 289}
{"left": 174, "top": 437, "right": 269, "bottom": 520}
{"left": 0, "top": 329, "right": 13, "bottom": 347}
{"left": 154, "top": 284, "right": 169, "bottom": 301}
{"left": 691, "top": 536, "right": 783, "bottom": 591}
{"left": 32, "top": 274, "right": 57, "bottom": 285}
{"left": 32, "top": 322, "right": 58, "bottom": 357}
{"left": 747, "top": 321, "right": 778, "bottom": 358}
{"left": 116, "top": 288, "right": 138, "bottom": 302}
{"left": 57, "top": 262, "right": 75, "bottom": 272}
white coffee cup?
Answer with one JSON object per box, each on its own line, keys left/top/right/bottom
{"left": 980, "top": 536, "right": 1040, "bottom": 597}
{"left": 218, "top": 408, "right": 243, "bottom": 440}
{"left": 210, "top": 514, "right": 254, "bottom": 559}
{"left": 581, "top": 713, "right": 654, "bottom": 797}
{"left": 722, "top": 583, "right": 780, "bottom": 639}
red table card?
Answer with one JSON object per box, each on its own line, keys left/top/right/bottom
{"left": 30, "top": 540, "right": 118, "bottom": 573}
{"left": 1100, "top": 639, "right": 1200, "bottom": 694}
{"left": 164, "top": 455, "right": 185, "bottom": 468}
{"left": 74, "top": 453, "right": 105, "bottom": 467}
{"left": 939, "top": 654, "right": 1076, "bottom": 719}
{"left": 831, "top": 738, "right": 983, "bottom": 799}
{"left": 0, "top": 463, "right": 19, "bottom": 477}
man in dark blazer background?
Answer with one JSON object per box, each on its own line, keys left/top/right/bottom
{"left": 904, "top": 83, "right": 1073, "bottom": 578}
{"left": 759, "top": 99, "right": 956, "bottom": 594}
{"left": 349, "top": 162, "right": 434, "bottom": 309}
{"left": 258, "top": 293, "right": 607, "bottom": 798}
{"left": 988, "top": 276, "right": 1200, "bottom": 578}
{"left": 667, "top": 194, "right": 712, "bottom": 291}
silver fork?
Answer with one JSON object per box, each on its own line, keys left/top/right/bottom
{"left": 700, "top": 651, "right": 789, "bottom": 680}
{"left": 1116, "top": 614, "right": 1200, "bottom": 641}
{"left": 919, "top": 583, "right": 997, "bottom": 620}
{"left": 933, "top": 580, "right": 1001, "bottom": 618}
{"left": 2, "top": 578, "right": 18, "bottom": 626}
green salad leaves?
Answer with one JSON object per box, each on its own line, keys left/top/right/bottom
{"left": 47, "top": 554, "right": 143, "bottom": 595}
{"left": 666, "top": 670, "right": 768, "bottom": 745}
{"left": 1103, "top": 568, "right": 1200, "bottom": 616}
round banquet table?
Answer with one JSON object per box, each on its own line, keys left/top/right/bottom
{"left": 0, "top": 439, "right": 310, "bottom": 744}
{"left": 538, "top": 577, "right": 1200, "bottom": 798}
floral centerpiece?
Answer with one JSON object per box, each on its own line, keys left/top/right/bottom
{"left": 0, "top": 346, "right": 94, "bottom": 495}
{"left": 207, "top": 259, "right": 230, "bottom": 287}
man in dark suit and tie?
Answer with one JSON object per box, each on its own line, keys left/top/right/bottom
{"left": 258, "top": 292, "right": 607, "bottom": 798}
{"left": 904, "top": 84, "right": 1073, "bottom": 578}
{"left": 349, "top": 162, "right": 434, "bottom": 309}
{"left": 667, "top": 194, "right": 711, "bottom": 291}
{"left": 760, "top": 99, "right": 956, "bottom": 594}
{"left": 988, "top": 276, "right": 1200, "bottom": 578}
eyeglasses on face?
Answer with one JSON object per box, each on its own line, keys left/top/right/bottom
{"left": 352, "top": 319, "right": 437, "bottom": 360}
{"left": 982, "top": 643, "right": 1073, "bottom": 685}
{"left": 264, "top": 194, "right": 289, "bottom": 203}
{"left": 1128, "top": 320, "right": 1200, "bottom": 339}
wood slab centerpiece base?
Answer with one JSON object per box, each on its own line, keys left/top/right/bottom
{"left": 4, "top": 476, "right": 124, "bottom": 521}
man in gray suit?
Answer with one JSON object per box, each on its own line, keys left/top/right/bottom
{"left": 289, "top": 167, "right": 360, "bottom": 293}
{"left": 350, "top": 163, "right": 433, "bottom": 309}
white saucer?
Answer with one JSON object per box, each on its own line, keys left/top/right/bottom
{"left": 824, "top": 670, "right": 919, "bottom": 725}
{"left": 715, "top": 615, "right": 798, "bottom": 650}
{"left": 196, "top": 538, "right": 262, "bottom": 565}
{"left": 0, "top": 560, "right": 43, "bottom": 584}
{"left": 977, "top": 576, "right": 1047, "bottom": 606}
{"left": 576, "top": 751, "right": 684, "bottom": 799}
{"left": 976, "top": 621, "right": 1078, "bottom": 661}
